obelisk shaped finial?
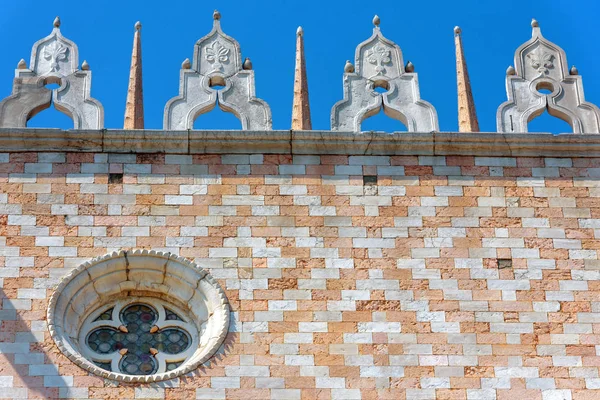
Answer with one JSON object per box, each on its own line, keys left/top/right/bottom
{"left": 454, "top": 26, "right": 479, "bottom": 132}
{"left": 291, "top": 26, "right": 312, "bottom": 130}
{"left": 124, "top": 22, "right": 144, "bottom": 129}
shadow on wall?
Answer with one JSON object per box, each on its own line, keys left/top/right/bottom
{"left": 0, "top": 287, "right": 75, "bottom": 398}
{"left": 176, "top": 332, "right": 239, "bottom": 398}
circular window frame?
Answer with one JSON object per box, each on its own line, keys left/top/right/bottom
{"left": 47, "top": 250, "right": 230, "bottom": 383}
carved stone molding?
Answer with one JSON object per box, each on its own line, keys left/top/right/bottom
{"left": 331, "top": 16, "right": 439, "bottom": 133}
{"left": 497, "top": 19, "right": 600, "bottom": 133}
{"left": 0, "top": 17, "right": 104, "bottom": 129}
{"left": 164, "top": 11, "right": 272, "bottom": 130}
{"left": 47, "top": 250, "right": 230, "bottom": 383}
{"left": 5, "top": 128, "right": 600, "bottom": 157}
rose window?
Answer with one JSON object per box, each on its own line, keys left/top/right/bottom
{"left": 81, "top": 300, "right": 196, "bottom": 376}
{"left": 48, "top": 250, "right": 230, "bottom": 383}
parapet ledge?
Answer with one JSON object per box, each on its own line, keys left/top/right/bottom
{"left": 1, "top": 128, "right": 600, "bottom": 157}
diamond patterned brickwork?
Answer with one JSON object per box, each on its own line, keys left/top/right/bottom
{"left": 0, "top": 152, "right": 599, "bottom": 399}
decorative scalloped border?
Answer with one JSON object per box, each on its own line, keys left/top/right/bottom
{"left": 47, "top": 249, "right": 230, "bottom": 383}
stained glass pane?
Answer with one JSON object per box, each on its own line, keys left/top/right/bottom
{"left": 93, "top": 307, "right": 114, "bottom": 322}
{"left": 120, "top": 353, "right": 157, "bottom": 375}
{"left": 85, "top": 301, "right": 193, "bottom": 376}
{"left": 166, "top": 361, "right": 183, "bottom": 371}
{"left": 120, "top": 304, "right": 157, "bottom": 326}
{"left": 86, "top": 328, "right": 119, "bottom": 354}
{"left": 94, "top": 361, "right": 112, "bottom": 371}
{"left": 165, "top": 307, "right": 183, "bottom": 321}
{"left": 155, "top": 328, "right": 191, "bottom": 354}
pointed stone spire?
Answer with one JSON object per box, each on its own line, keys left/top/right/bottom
{"left": 291, "top": 26, "right": 312, "bottom": 130}
{"left": 454, "top": 26, "right": 479, "bottom": 132}
{"left": 124, "top": 21, "right": 144, "bottom": 129}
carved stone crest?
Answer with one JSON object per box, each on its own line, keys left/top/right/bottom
{"left": 366, "top": 45, "right": 392, "bottom": 76}
{"left": 43, "top": 42, "right": 69, "bottom": 73}
{"left": 527, "top": 49, "right": 554, "bottom": 75}
{"left": 205, "top": 41, "right": 230, "bottom": 72}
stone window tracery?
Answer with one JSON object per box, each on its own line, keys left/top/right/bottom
{"left": 81, "top": 300, "right": 196, "bottom": 376}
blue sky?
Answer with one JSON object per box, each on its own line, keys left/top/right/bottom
{"left": 1, "top": 0, "right": 598, "bottom": 133}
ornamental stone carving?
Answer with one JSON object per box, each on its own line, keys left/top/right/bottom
{"left": 0, "top": 17, "right": 104, "bottom": 129}
{"left": 47, "top": 250, "right": 230, "bottom": 383}
{"left": 497, "top": 19, "right": 600, "bottom": 133}
{"left": 164, "top": 11, "right": 272, "bottom": 130}
{"left": 331, "top": 16, "right": 438, "bottom": 133}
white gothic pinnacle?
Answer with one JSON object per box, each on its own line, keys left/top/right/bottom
{"left": 164, "top": 11, "right": 271, "bottom": 130}
{"left": 331, "top": 16, "right": 438, "bottom": 132}
{"left": 0, "top": 17, "right": 103, "bottom": 129}
{"left": 497, "top": 19, "right": 600, "bottom": 133}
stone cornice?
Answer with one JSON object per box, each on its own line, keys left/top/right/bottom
{"left": 2, "top": 128, "right": 600, "bottom": 157}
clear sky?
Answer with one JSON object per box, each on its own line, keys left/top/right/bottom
{"left": 1, "top": 0, "right": 598, "bottom": 133}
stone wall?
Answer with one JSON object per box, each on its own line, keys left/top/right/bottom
{"left": 1, "top": 151, "right": 599, "bottom": 399}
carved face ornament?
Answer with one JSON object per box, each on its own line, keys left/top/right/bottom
{"left": 43, "top": 42, "right": 68, "bottom": 73}
{"left": 205, "top": 41, "right": 230, "bottom": 72}
{"left": 367, "top": 44, "right": 392, "bottom": 76}
{"left": 527, "top": 49, "right": 554, "bottom": 75}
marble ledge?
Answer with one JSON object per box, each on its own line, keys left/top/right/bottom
{"left": 1, "top": 128, "right": 600, "bottom": 157}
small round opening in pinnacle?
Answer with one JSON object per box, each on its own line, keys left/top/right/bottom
{"left": 372, "top": 80, "right": 390, "bottom": 94}
{"left": 209, "top": 76, "right": 226, "bottom": 89}
{"left": 43, "top": 76, "right": 62, "bottom": 90}
{"left": 535, "top": 81, "right": 553, "bottom": 95}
